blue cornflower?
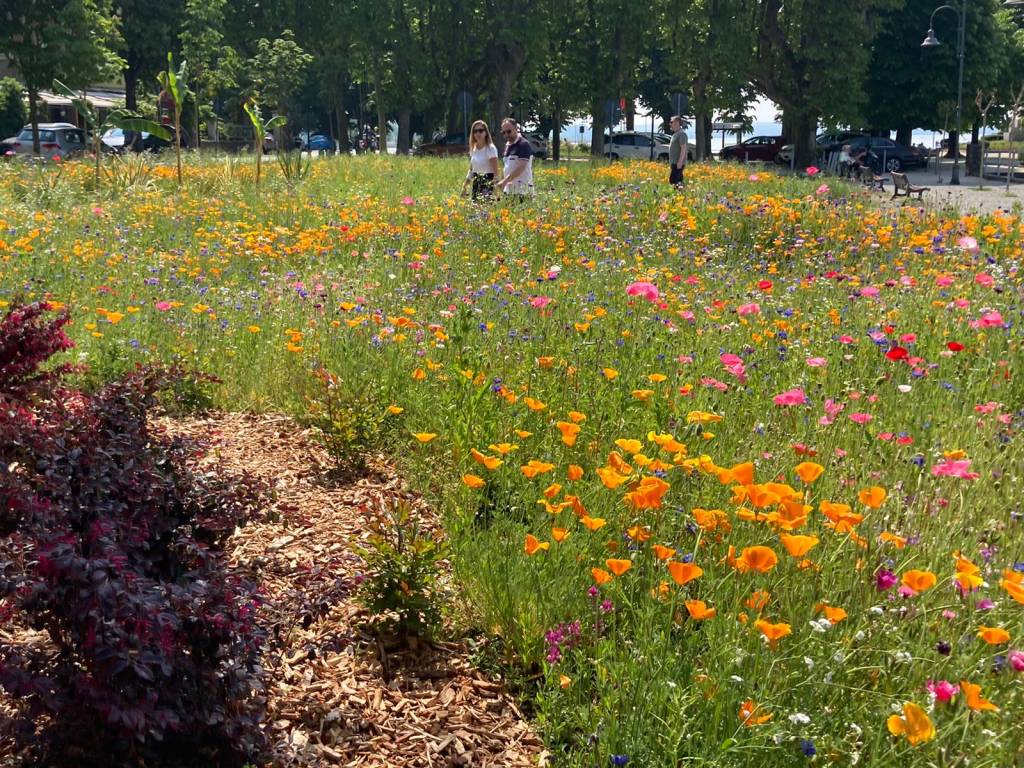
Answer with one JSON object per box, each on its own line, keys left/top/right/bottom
{"left": 611, "top": 756, "right": 630, "bottom": 766}
{"left": 800, "top": 739, "right": 816, "bottom": 757}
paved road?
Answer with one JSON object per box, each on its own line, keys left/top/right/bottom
{"left": 899, "top": 159, "right": 1021, "bottom": 214}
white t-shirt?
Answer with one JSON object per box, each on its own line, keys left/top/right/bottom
{"left": 469, "top": 144, "right": 498, "bottom": 174}
{"left": 502, "top": 134, "right": 534, "bottom": 195}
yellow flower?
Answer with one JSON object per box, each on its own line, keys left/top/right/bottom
{"left": 412, "top": 432, "right": 437, "bottom": 443}
{"left": 887, "top": 702, "right": 935, "bottom": 746}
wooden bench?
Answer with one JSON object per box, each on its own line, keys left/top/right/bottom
{"left": 890, "top": 172, "right": 929, "bottom": 200}
{"left": 857, "top": 163, "right": 885, "bottom": 191}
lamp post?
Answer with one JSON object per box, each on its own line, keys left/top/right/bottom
{"left": 921, "top": 1, "right": 966, "bottom": 184}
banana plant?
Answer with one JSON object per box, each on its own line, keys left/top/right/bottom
{"left": 156, "top": 53, "right": 189, "bottom": 185}
{"left": 243, "top": 97, "right": 287, "bottom": 186}
{"left": 53, "top": 79, "right": 169, "bottom": 185}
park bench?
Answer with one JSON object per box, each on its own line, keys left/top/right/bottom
{"left": 890, "top": 171, "right": 929, "bottom": 201}
{"left": 857, "top": 164, "right": 885, "bottom": 191}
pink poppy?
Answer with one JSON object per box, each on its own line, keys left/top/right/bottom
{"left": 155, "top": 301, "right": 173, "bottom": 311}
{"left": 957, "top": 235, "right": 979, "bottom": 253}
{"left": 806, "top": 357, "right": 827, "bottom": 368}
{"left": 806, "top": 166, "right": 820, "bottom": 175}
{"left": 975, "top": 273, "right": 994, "bottom": 288}
{"left": 931, "top": 459, "right": 980, "bottom": 480}
{"left": 815, "top": 183, "right": 829, "bottom": 195}
{"left": 860, "top": 286, "right": 880, "bottom": 297}
{"left": 530, "top": 296, "right": 553, "bottom": 309}
{"left": 935, "top": 275, "right": 954, "bottom": 287}
{"left": 972, "top": 310, "right": 1004, "bottom": 328}
{"left": 773, "top": 387, "right": 808, "bottom": 407}
{"left": 849, "top": 412, "right": 873, "bottom": 425}
{"left": 701, "top": 377, "right": 729, "bottom": 392}
{"left": 625, "top": 281, "right": 660, "bottom": 302}
{"left": 926, "top": 680, "right": 959, "bottom": 703}
{"left": 736, "top": 302, "right": 761, "bottom": 316}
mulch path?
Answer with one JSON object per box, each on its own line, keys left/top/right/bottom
{"left": 159, "top": 412, "right": 542, "bottom": 768}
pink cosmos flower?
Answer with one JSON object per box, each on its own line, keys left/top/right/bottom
{"left": 806, "top": 357, "right": 827, "bottom": 368}
{"left": 401, "top": 196, "right": 415, "bottom": 206}
{"left": 957, "top": 235, "right": 979, "bottom": 253}
{"left": 774, "top": 387, "right": 808, "bottom": 407}
{"left": 860, "top": 286, "right": 880, "bottom": 298}
{"left": 926, "top": 680, "right": 959, "bottom": 703}
{"left": 972, "top": 310, "right": 1004, "bottom": 328}
{"left": 975, "top": 273, "right": 994, "bottom": 288}
{"left": 530, "top": 296, "right": 553, "bottom": 309}
{"left": 815, "top": 183, "right": 829, "bottom": 195}
{"left": 679, "top": 310, "right": 696, "bottom": 322}
{"left": 935, "top": 275, "right": 954, "bottom": 287}
{"left": 931, "top": 459, "right": 980, "bottom": 480}
{"left": 701, "top": 377, "right": 729, "bottom": 392}
{"left": 806, "top": 166, "right": 820, "bottom": 175}
{"left": 736, "top": 302, "right": 761, "bottom": 316}
{"left": 849, "top": 412, "right": 873, "bottom": 425}
{"left": 626, "top": 281, "right": 660, "bottom": 302}
{"left": 839, "top": 335, "right": 856, "bottom": 344}
{"left": 155, "top": 301, "right": 173, "bottom": 311}
{"left": 720, "top": 353, "right": 746, "bottom": 382}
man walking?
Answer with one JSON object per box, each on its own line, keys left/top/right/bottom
{"left": 668, "top": 115, "right": 688, "bottom": 186}
{"left": 497, "top": 118, "right": 534, "bottom": 199}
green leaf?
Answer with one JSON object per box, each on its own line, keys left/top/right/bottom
{"left": 265, "top": 115, "right": 288, "bottom": 131}
{"left": 114, "top": 118, "right": 171, "bottom": 140}
{"left": 167, "top": 52, "right": 180, "bottom": 106}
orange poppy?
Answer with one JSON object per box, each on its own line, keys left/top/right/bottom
{"left": 779, "top": 533, "right": 819, "bottom": 558}
{"left": 685, "top": 600, "right": 716, "bottom": 620}
{"left": 820, "top": 501, "right": 864, "bottom": 532}
{"left": 551, "top": 527, "right": 569, "bottom": 543}
{"left": 858, "top": 486, "right": 887, "bottom": 508}
{"left": 556, "top": 421, "right": 581, "bottom": 446}
{"left": 591, "top": 567, "right": 612, "bottom": 585}
{"left": 626, "top": 525, "right": 652, "bottom": 542}
{"left": 521, "top": 460, "right": 556, "bottom": 478}
{"left": 977, "top": 626, "right": 1010, "bottom": 645}
{"left": 523, "top": 397, "right": 547, "bottom": 412}
{"left": 567, "top": 464, "right": 584, "bottom": 481}
{"left": 755, "top": 619, "right": 792, "bottom": 648}
{"left": 568, "top": 410, "right": 587, "bottom": 423}
{"left": 462, "top": 474, "right": 485, "bottom": 489}
{"left": 745, "top": 590, "right": 771, "bottom": 611}
{"left": 1001, "top": 576, "right": 1024, "bottom": 604}
{"left": 581, "top": 515, "right": 607, "bottom": 531}
{"left": 608, "top": 451, "right": 633, "bottom": 474}
{"left": 412, "top": 432, "right": 437, "bottom": 443}
{"left": 597, "top": 466, "right": 629, "bottom": 489}
{"left": 651, "top": 544, "right": 676, "bottom": 561}
{"left": 794, "top": 461, "right": 824, "bottom": 484}
{"left": 667, "top": 561, "right": 703, "bottom": 586}
{"left": 815, "top": 604, "right": 848, "bottom": 624}
{"left": 736, "top": 545, "right": 778, "bottom": 573}
{"left": 606, "top": 558, "right": 632, "bottom": 576}
{"left": 624, "top": 476, "right": 671, "bottom": 510}
{"left": 878, "top": 531, "right": 907, "bottom": 548}
{"left": 524, "top": 534, "right": 549, "bottom": 556}
{"left": 738, "top": 699, "right": 772, "bottom": 726}
{"left": 887, "top": 702, "right": 935, "bottom": 745}
{"left": 602, "top": 367, "right": 619, "bottom": 380}
{"left": 728, "top": 462, "right": 755, "bottom": 485}
{"left": 900, "top": 569, "right": 937, "bottom": 593}
{"left": 614, "top": 438, "right": 643, "bottom": 455}
{"left": 960, "top": 680, "right": 999, "bottom": 712}
{"left": 471, "top": 449, "right": 503, "bottom": 470}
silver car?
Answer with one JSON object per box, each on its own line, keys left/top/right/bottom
{"left": 6, "top": 123, "right": 87, "bottom": 159}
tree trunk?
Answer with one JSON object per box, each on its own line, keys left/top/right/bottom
{"left": 970, "top": 122, "right": 979, "bottom": 143}
{"left": 335, "top": 83, "right": 349, "bottom": 153}
{"left": 895, "top": 125, "right": 912, "bottom": 147}
{"left": 793, "top": 112, "right": 817, "bottom": 167}
{"left": 490, "top": 69, "right": 516, "bottom": 152}
{"left": 124, "top": 67, "right": 138, "bottom": 112}
{"left": 552, "top": 102, "right": 561, "bottom": 162}
{"left": 625, "top": 100, "right": 634, "bottom": 131}
{"left": 704, "top": 114, "right": 713, "bottom": 159}
{"left": 377, "top": 101, "right": 387, "bottom": 154}
{"left": 944, "top": 130, "right": 960, "bottom": 158}
{"left": 397, "top": 109, "right": 412, "bottom": 155}
{"left": 695, "top": 108, "right": 708, "bottom": 162}
{"left": 781, "top": 111, "right": 794, "bottom": 143}
{"left": 27, "top": 86, "right": 40, "bottom": 156}
{"left": 590, "top": 103, "right": 606, "bottom": 156}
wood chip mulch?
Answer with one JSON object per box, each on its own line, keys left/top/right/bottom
{"left": 159, "top": 412, "right": 542, "bottom": 768}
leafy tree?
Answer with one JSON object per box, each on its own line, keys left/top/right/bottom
{"left": 247, "top": 30, "right": 312, "bottom": 143}
{"left": 0, "top": 0, "right": 122, "bottom": 154}
{"left": 243, "top": 97, "right": 286, "bottom": 184}
{"left": 115, "top": 0, "right": 186, "bottom": 110}
{"left": 0, "top": 77, "right": 27, "bottom": 139}
{"left": 156, "top": 52, "right": 189, "bottom": 184}
{"left": 865, "top": 0, "right": 1010, "bottom": 149}
{"left": 180, "top": 0, "right": 240, "bottom": 143}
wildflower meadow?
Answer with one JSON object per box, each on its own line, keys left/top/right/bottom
{"left": 1, "top": 155, "right": 1023, "bottom": 767}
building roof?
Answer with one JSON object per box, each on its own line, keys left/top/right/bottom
{"left": 37, "top": 88, "right": 126, "bottom": 110}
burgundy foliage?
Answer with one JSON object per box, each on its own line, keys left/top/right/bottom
{"left": 0, "top": 304, "right": 267, "bottom": 767}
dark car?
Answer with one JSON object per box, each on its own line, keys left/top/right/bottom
{"left": 719, "top": 135, "right": 786, "bottom": 162}
{"left": 816, "top": 131, "right": 868, "bottom": 152}
{"left": 847, "top": 136, "right": 925, "bottom": 173}
{"left": 413, "top": 133, "right": 467, "bottom": 157}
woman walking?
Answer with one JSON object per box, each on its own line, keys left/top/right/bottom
{"left": 461, "top": 120, "right": 500, "bottom": 201}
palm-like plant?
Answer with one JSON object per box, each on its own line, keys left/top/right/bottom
{"left": 243, "top": 97, "right": 286, "bottom": 186}
{"left": 52, "top": 80, "right": 169, "bottom": 185}
{"left": 156, "top": 53, "right": 189, "bottom": 185}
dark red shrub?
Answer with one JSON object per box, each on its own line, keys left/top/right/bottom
{"left": 0, "top": 304, "right": 267, "bottom": 767}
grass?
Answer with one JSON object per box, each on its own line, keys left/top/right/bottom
{"left": 1, "top": 153, "right": 1023, "bottom": 766}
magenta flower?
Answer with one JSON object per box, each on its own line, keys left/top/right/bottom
{"left": 1009, "top": 650, "right": 1024, "bottom": 672}
{"left": 876, "top": 569, "right": 898, "bottom": 591}
{"left": 737, "top": 302, "right": 761, "bottom": 316}
{"left": 926, "top": 680, "right": 959, "bottom": 703}
{"left": 155, "top": 301, "right": 173, "bottom": 311}
{"left": 530, "top": 296, "right": 553, "bottom": 309}
{"left": 931, "top": 459, "right": 980, "bottom": 480}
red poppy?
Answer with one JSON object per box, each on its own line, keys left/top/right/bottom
{"left": 947, "top": 342, "right": 964, "bottom": 352}
{"left": 886, "top": 347, "right": 908, "bottom": 361}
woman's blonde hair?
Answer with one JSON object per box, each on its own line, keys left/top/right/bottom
{"left": 470, "top": 120, "right": 493, "bottom": 149}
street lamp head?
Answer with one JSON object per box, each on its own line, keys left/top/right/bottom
{"left": 921, "top": 29, "right": 941, "bottom": 47}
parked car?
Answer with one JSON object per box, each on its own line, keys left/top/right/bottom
{"left": 720, "top": 135, "right": 786, "bottom": 162}
{"left": 654, "top": 132, "right": 697, "bottom": 161}
{"left": 604, "top": 131, "right": 694, "bottom": 162}
{"left": 847, "top": 136, "right": 925, "bottom": 173}
{"left": 413, "top": 133, "right": 467, "bottom": 157}
{"left": 525, "top": 132, "right": 548, "bottom": 159}
{"left": 102, "top": 125, "right": 188, "bottom": 154}
{"left": 294, "top": 132, "right": 337, "bottom": 152}
{"left": 1, "top": 135, "right": 17, "bottom": 156}
{"left": 6, "top": 123, "right": 87, "bottom": 159}
{"left": 816, "top": 131, "right": 868, "bottom": 152}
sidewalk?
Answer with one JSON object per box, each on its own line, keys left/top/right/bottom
{"left": 902, "top": 159, "right": 1021, "bottom": 214}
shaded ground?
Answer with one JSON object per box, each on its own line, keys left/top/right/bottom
{"left": 162, "top": 413, "right": 541, "bottom": 767}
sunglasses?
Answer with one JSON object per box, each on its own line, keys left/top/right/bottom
{"left": 473, "top": 128, "right": 486, "bottom": 133}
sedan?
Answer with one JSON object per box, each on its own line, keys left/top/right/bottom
{"left": 720, "top": 135, "right": 786, "bottom": 162}
{"left": 413, "top": 133, "right": 467, "bottom": 157}
{"left": 605, "top": 131, "right": 695, "bottom": 162}
{"left": 6, "top": 123, "right": 87, "bottom": 159}
{"left": 847, "top": 136, "right": 925, "bottom": 173}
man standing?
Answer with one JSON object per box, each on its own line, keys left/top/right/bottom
{"left": 497, "top": 118, "right": 534, "bottom": 199}
{"left": 668, "top": 115, "right": 688, "bottom": 186}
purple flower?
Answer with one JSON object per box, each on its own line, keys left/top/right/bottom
{"left": 611, "top": 756, "right": 630, "bottom": 766}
